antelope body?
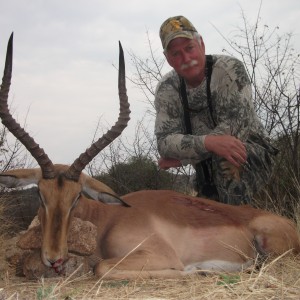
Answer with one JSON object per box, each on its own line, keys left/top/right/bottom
{"left": 0, "top": 34, "right": 299, "bottom": 280}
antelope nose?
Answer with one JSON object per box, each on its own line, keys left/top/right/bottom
{"left": 47, "top": 259, "right": 56, "bottom": 267}
{"left": 49, "top": 258, "right": 64, "bottom": 274}
{"left": 48, "top": 258, "right": 63, "bottom": 268}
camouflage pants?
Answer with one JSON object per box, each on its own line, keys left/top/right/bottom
{"left": 195, "top": 140, "right": 277, "bottom": 205}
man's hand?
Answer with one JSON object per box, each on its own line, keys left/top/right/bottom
{"left": 158, "top": 158, "right": 182, "bottom": 170}
{"left": 204, "top": 135, "right": 247, "bottom": 167}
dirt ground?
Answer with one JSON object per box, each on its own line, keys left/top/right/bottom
{"left": 0, "top": 236, "right": 299, "bottom": 300}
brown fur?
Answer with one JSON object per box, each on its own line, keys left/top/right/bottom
{"left": 0, "top": 166, "right": 299, "bottom": 279}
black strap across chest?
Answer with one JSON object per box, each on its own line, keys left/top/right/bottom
{"left": 179, "top": 55, "right": 216, "bottom": 194}
{"left": 179, "top": 54, "right": 215, "bottom": 132}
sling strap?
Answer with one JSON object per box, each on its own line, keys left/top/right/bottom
{"left": 205, "top": 55, "right": 216, "bottom": 127}
{"left": 179, "top": 55, "right": 217, "bottom": 197}
{"left": 179, "top": 55, "right": 215, "bottom": 132}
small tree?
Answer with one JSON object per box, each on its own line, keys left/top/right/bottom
{"left": 0, "top": 108, "right": 36, "bottom": 235}
{"left": 0, "top": 126, "right": 32, "bottom": 172}
{"left": 96, "top": 156, "right": 174, "bottom": 195}
{"left": 217, "top": 5, "right": 300, "bottom": 183}
{"left": 0, "top": 103, "right": 35, "bottom": 173}
{"left": 88, "top": 116, "right": 194, "bottom": 195}
{"left": 214, "top": 6, "right": 300, "bottom": 217}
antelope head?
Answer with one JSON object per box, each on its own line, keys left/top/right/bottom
{"left": 0, "top": 33, "right": 130, "bottom": 270}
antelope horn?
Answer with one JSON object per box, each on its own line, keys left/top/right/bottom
{"left": 0, "top": 33, "right": 55, "bottom": 179}
{"left": 65, "top": 42, "right": 130, "bottom": 181}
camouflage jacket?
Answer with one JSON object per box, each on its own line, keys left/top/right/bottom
{"left": 154, "top": 55, "right": 270, "bottom": 166}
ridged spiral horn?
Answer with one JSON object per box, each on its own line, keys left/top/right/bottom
{"left": 0, "top": 33, "right": 55, "bottom": 179}
{"left": 64, "top": 42, "right": 130, "bottom": 181}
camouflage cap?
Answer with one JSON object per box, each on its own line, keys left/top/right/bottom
{"left": 159, "top": 16, "right": 197, "bottom": 50}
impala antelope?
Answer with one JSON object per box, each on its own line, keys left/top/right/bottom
{"left": 0, "top": 33, "right": 299, "bottom": 279}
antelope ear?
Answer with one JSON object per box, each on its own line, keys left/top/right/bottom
{"left": 0, "top": 168, "right": 41, "bottom": 188}
{"left": 97, "top": 192, "right": 130, "bottom": 207}
{"left": 82, "top": 186, "right": 130, "bottom": 207}
{"left": 80, "top": 172, "right": 129, "bottom": 206}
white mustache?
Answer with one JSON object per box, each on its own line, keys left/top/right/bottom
{"left": 180, "top": 60, "right": 198, "bottom": 70}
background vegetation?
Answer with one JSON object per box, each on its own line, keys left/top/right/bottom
{"left": 0, "top": 8, "right": 299, "bottom": 227}
{"left": 0, "top": 6, "right": 299, "bottom": 300}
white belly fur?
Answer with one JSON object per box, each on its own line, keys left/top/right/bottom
{"left": 184, "top": 259, "right": 253, "bottom": 273}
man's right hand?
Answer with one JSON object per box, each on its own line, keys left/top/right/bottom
{"left": 158, "top": 158, "right": 182, "bottom": 170}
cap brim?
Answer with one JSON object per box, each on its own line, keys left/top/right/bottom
{"left": 164, "top": 31, "right": 194, "bottom": 50}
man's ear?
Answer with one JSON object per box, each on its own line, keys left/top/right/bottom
{"left": 199, "top": 36, "right": 205, "bottom": 52}
{"left": 164, "top": 51, "right": 175, "bottom": 68}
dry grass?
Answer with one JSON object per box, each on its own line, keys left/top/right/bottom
{"left": 1, "top": 184, "right": 300, "bottom": 300}
{"left": 0, "top": 253, "right": 299, "bottom": 300}
{"left": 0, "top": 194, "right": 15, "bottom": 238}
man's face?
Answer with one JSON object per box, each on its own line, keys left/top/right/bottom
{"left": 165, "top": 37, "right": 206, "bottom": 87}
